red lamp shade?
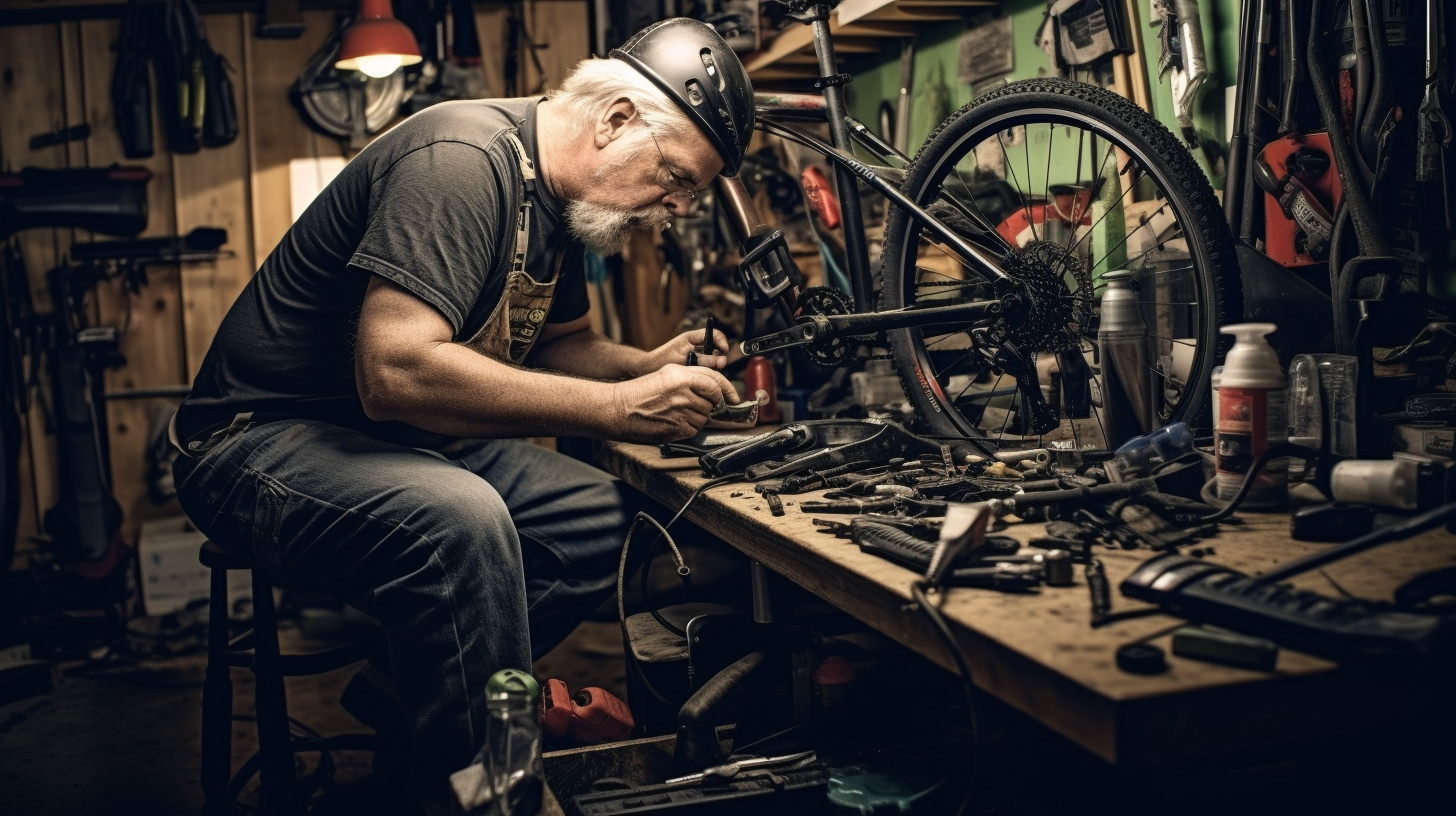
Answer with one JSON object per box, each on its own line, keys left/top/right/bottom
{"left": 335, "top": 0, "right": 422, "bottom": 78}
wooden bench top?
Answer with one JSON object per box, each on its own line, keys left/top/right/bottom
{"left": 595, "top": 438, "right": 1456, "bottom": 766}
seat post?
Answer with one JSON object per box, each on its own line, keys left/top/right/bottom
{"left": 200, "top": 561, "right": 233, "bottom": 811}
{"left": 249, "top": 569, "right": 300, "bottom": 814}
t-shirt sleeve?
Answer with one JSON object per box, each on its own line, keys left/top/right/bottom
{"left": 547, "top": 242, "right": 590, "bottom": 324}
{"left": 347, "top": 141, "right": 503, "bottom": 336}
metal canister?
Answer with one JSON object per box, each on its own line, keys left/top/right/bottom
{"left": 1097, "top": 269, "right": 1155, "bottom": 447}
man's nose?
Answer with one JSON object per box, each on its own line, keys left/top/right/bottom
{"left": 663, "top": 191, "right": 696, "bottom": 216}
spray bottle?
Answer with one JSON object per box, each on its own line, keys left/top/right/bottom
{"left": 1214, "top": 324, "right": 1288, "bottom": 507}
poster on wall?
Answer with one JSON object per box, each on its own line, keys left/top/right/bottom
{"left": 958, "top": 14, "right": 1015, "bottom": 89}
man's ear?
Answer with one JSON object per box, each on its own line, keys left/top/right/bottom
{"left": 594, "top": 98, "right": 639, "bottom": 148}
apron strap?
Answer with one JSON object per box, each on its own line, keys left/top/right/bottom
{"left": 502, "top": 131, "right": 535, "bottom": 276}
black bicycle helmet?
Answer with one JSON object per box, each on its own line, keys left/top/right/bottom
{"left": 610, "top": 18, "right": 754, "bottom": 176}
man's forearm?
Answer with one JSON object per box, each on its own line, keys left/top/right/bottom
{"left": 362, "top": 340, "right": 622, "bottom": 438}
{"left": 529, "top": 328, "right": 654, "bottom": 380}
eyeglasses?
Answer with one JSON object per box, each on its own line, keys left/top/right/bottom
{"left": 648, "top": 130, "right": 701, "bottom": 202}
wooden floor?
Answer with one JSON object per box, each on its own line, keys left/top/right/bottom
{"left": 0, "top": 613, "right": 625, "bottom": 816}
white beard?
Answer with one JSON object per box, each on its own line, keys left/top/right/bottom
{"left": 564, "top": 199, "right": 672, "bottom": 256}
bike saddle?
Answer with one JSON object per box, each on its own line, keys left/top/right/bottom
{"left": 698, "top": 418, "right": 959, "bottom": 481}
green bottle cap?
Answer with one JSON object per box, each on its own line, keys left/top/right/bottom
{"left": 486, "top": 668, "right": 539, "bottom": 702}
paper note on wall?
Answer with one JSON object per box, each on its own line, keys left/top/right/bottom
{"left": 289, "top": 157, "right": 349, "bottom": 224}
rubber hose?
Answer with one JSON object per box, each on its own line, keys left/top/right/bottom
{"left": 1349, "top": 0, "right": 1376, "bottom": 184}
{"left": 1356, "top": 0, "right": 1391, "bottom": 184}
{"left": 1307, "top": 0, "right": 1387, "bottom": 258}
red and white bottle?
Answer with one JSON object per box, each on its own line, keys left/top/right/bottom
{"left": 1214, "top": 323, "right": 1287, "bottom": 507}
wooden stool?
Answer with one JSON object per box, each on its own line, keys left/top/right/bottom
{"left": 200, "top": 540, "right": 381, "bottom": 814}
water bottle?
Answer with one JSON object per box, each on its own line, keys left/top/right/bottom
{"left": 474, "top": 669, "right": 543, "bottom": 816}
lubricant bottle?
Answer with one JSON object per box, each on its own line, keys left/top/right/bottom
{"left": 1214, "top": 324, "right": 1288, "bottom": 507}
{"left": 1097, "top": 269, "right": 1155, "bottom": 448}
{"left": 473, "top": 669, "right": 543, "bottom": 816}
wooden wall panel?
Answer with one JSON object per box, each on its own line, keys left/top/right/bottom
{"left": 76, "top": 19, "right": 189, "bottom": 544}
{"left": 244, "top": 10, "right": 339, "bottom": 267}
{"left": 172, "top": 14, "right": 255, "bottom": 379}
{"left": 1, "top": 25, "right": 73, "bottom": 566}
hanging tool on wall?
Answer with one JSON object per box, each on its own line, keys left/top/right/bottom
{"left": 1151, "top": 0, "right": 1218, "bottom": 167}
{"left": 113, "top": 0, "right": 153, "bottom": 159}
{"left": 1415, "top": 0, "right": 1452, "bottom": 232}
{"left": 111, "top": 0, "right": 239, "bottom": 156}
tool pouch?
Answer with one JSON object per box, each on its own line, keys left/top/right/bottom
{"left": 149, "top": 2, "right": 201, "bottom": 155}
{"left": 198, "top": 39, "right": 239, "bottom": 147}
{"left": 112, "top": 0, "right": 153, "bottom": 159}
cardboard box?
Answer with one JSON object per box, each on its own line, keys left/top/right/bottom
{"left": 137, "top": 517, "right": 251, "bottom": 617}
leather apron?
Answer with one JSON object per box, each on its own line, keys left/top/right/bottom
{"left": 463, "top": 130, "right": 558, "bottom": 364}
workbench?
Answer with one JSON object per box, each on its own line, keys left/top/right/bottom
{"left": 595, "top": 438, "right": 1456, "bottom": 767}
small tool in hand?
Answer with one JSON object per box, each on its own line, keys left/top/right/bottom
{"left": 687, "top": 313, "right": 716, "bottom": 367}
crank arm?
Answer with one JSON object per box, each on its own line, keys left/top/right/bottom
{"left": 741, "top": 315, "right": 828, "bottom": 355}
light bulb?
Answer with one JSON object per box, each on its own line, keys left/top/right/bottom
{"left": 355, "top": 53, "right": 403, "bottom": 78}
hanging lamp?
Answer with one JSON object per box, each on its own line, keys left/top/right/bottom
{"left": 334, "top": 0, "right": 422, "bottom": 78}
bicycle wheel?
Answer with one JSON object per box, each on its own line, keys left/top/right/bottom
{"left": 881, "top": 78, "right": 1238, "bottom": 451}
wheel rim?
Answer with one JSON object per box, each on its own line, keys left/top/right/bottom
{"left": 889, "top": 104, "right": 1218, "bottom": 451}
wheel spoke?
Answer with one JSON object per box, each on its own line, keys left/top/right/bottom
{"left": 998, "top": 130, "right": 1039, "bottom": 245}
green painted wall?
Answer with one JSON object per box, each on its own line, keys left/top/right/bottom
{"left": 841, "top": 0, "right": 1242, "bottom": 186}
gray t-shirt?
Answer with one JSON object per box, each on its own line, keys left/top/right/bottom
{"left": 177, "top": 98, "right": 588, "bottom": 448}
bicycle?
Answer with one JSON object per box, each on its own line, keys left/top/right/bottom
{"left": 710, "top": 0, "right": 1239, "bottom": 456}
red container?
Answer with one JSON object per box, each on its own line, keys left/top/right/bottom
{"left": 742, "top": 355, "right": 781, "bottom": 423}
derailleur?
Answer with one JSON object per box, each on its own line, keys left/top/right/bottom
{"left": 970, "top": 326, "right": 1060, "bottom": 436}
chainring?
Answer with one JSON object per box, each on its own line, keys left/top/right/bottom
{"left": 795, "top": 286, "right": 854, "bottom": 366}
{"left": 1000, "top": 240, "right": 1093, "bottom": 352}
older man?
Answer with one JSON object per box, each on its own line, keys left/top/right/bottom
{"left": 171, "top": 18, "right": 753, "bottom": 801}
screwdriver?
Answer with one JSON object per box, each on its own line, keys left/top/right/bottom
{"left": 687, "top": 313, "right": 716, "bottom": 367}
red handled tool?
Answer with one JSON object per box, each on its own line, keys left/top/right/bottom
{"left": 541, "top": 678, "right": 634, "bottom": 745}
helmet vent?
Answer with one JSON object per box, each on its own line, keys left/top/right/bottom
{"left": 685, "top": 78, "right": 706, "bottom": 107}
{"left": 700, "top": 50, "right": 724, "bottom": 91}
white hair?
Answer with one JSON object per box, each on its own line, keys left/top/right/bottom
{"left": 548, "top": 58, "right": 696, "bottom": 139}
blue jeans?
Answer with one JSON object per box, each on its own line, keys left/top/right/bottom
{"left": 173, "top": 419, "right": 638, "bottom": 799}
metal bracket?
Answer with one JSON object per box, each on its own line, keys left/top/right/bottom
{"left": 812, "top": 72, "right": 853, "bottom": 90}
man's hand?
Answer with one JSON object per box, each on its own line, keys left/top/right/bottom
{"left": 610, "top": 364, "right": 740, "bottom": 443}
{"left": 638, "top": 327, "right": 731, "bottom": 375}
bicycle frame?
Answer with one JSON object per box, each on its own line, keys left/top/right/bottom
{"left": 711, "top": 6, "right": 1014, "bottom": 353}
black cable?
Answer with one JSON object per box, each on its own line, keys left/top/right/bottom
{"left": 633, "top": 474, "right": 738, "bottom": 637}
{"left": 617, "top": 473, "right": 742, "bottom": 708}
{"left": 1195, "top": 442, "right": 1319, "bottom": 524}
{"left": 910, "top": 580, "right": 984, "bottom": 798}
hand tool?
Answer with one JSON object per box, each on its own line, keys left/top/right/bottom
{"left": 541, "top": 679, "right": 634, "bottom": 745}
{"left": 663, "top": 750, "right": 818, "bottom": 786}
{"left": 923, "top": 503, "right": 991, "bottom": 590}
{"left": 1086, "top": 558, "right": 1112, "bottom": 626}
{"left": 686, "top": 313, "right": 716, "bottom": 367}
{"left": 1121, "top": 537, "right": 1456, "bottom": 661}
{"left": 1172, "top": 626, "right": 1279, "bottom": 670}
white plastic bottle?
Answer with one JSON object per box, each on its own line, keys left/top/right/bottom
{"left": 1214, "top": 324, "right": 1288, "bottom": 507}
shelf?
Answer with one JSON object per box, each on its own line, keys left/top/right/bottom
{"left": 745, "top": 0, "right": 995, "bottom": 82}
